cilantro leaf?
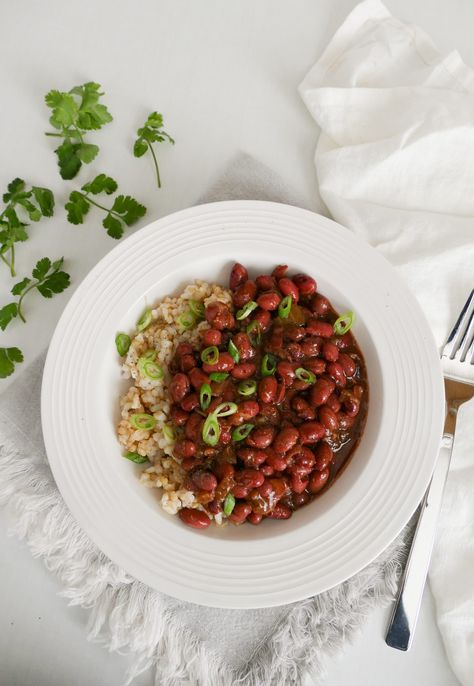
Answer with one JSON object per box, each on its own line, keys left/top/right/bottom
{"left": 55, "top": 141, "right": 82, "bottom": 180}
{"left": 76, "top": 143, "right": 99, "bottom": 164}
{"left": 0, "top": 347, "right": 23, "bottom": 378}
{"left": 37, "top": 271, "right": 70, "bottom": 298}
{"left": 133, "top": 111, "right": 174, "bottom": 187}
{"left": 3, "top": 178, "right": 25, "bottom": 203}
{"left": 65, "top": 191, "right": 90, "bottom": 224}
{"left": 0, "top": 303, "right": 19, "bottom": 330}
{"left": 11, "top": 277, "right": 31, "bottom": 296}
{"left": 32, "top": 257, "right": 52, "bottom": 281}
{"left": 110, "top": 195, "right": 146, "bottom": 226}
{"left": 103, "top": 214, "right": 123, "bottom": 239}
{"left": 31, "top": 187, "right": 55, "bottom": 217}
{"left": 81, "top": 174, "right": 117, "bottom": 195}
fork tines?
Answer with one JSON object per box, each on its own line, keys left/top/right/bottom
{"left": 442, "top": 289, "right": 474, "bottom": 364}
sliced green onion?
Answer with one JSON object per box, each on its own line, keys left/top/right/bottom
{"left": 137, "top": 352, "right": 163, "bottom": 380}
{"left": 202, "top": 413, "right": 220, "bottom": 446}
{"left": 136, "top": 308, "right": 152, "bottom": 332}
{"left": 261, "top": 353, "right": 277, "bottom": 377}
{"left": 278, "top": 294, "right": 292, "bottom": 319}
{"left": 236, "top": 300, "right": 258, "bottom": 320}
{"left": 228, "top": 339, "right": 240, "bottom": 363}
{"left": 200, "top": 383, "right": 212, "bottom": 410}
{"left": 124, "top": 451, "right": 149, "bottom": 464}
{"left": 213, "top": 401, "right": 238, "bottom": 417}
{"left": 232, "top": 423, "right": 254, "bottom": 441}
{"left": 189, "top": 299, "right": 205, "bottom": 319}
{"left": 238, "top": 379, "right": 257, "bottom": 396}
{"left": 177, "top": 311, "right": 196, "bottom": 330}
{"left": 162, "top": 424, "right": 175, "bottom": 441}
{"left": 223, "top": 493, "right": 236, "bottom": 516}
{"left": 130, "top": 413, "right": 156, "bottom": 431}
{"left": 246, "top": 320, "right": 262, "bottom": 345}
{"left": 333, "top": 311, "right": 355, "bottom": 335}
{"left": 115, "top": 332, "right": 131, "bottom": 356}
{"left": 201, "top": 346, "right": 219, "bottom": 365}
{"left": 295, "top": 367, "right": 316, "bottom": 384}
{"left": 209, "top": 372, "right": 229, "bottom": 382}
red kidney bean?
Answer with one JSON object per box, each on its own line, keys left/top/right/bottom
{"left": 258, "top": 376, "right": 278, "bottom": 404}
{"left": 256, "top": 274, "right": 276, "bottom": 290}
{"left": 230, "top": 502, "right": 252, "bottom": 524}
{"left": 246, "top": 425, "right": 275, "bottom": 449}
{"left": 337, "top": 412, "right": 356, "bottom": 430}
{"left": 261, "top": 464, "right": 274, "bottom": 476}
{"left": 305, "top": 320, "right": 333, "bottom": 338}
{"left": 232, "top": 332, "right": 255, "bottom": 360}
{"left": 292, "top": 491, "right": 310, "bottom": 507}
{"left": 313, "top": 442, "right": 333, "bottom": 471}
{"left": 287, "top": 343, "right": 304, "bottom": 361}
{"left": 336, "top": 332, "right": 353, "bottom": 350}
{"left": 192, "top": 470, "right": 218, "bottom": 491}
{"left": 322, "top": 342, "right": 339, "bottom": 362}
{"left": 207, "top": 500, "right": 222, "bottom": 515}
{"left": 326, "top": 393, "right": 341, "bottom": 413}
{"left": 170, "top": 405, "right": 189, "bottom": 426}
{"left": 275, "top": 383, "right": 285, "bottom": 404}
{"left": 299, "top": 421, "right": 325, "bottom": 444}
{"left": 233, "top": 280, "right": 257, "bottom": 308}
{"left": 229, "top": 263, "right": 248, "bottom": 290}
{"left": 169, "top": 373, "right": 190, "bottom": 402}
{"left": 265, "top": 452, "right": 288, "bottom": 472}
{"left": 304, "top": 358, "right": 326, "bottom": 375}
{"left": 319, "top": 405, "right": 339, "bottom": 432}
{"left": 291, "top": 472, "right": 309, "bottom": 494}
{"left": 327, "top": 362, "right": 346, "bottom": 387}
{"left": 238, "top": 400, "right": 260, "bottom": 420}
{"left": 203, "top": 352, "right": 235, "bottom": 374}
{"left": 267, "top": 503, "right": 292, "bottom": 519}
{"left": 180, "top": 393, "right": 199, "bottom": 412}
{"left": 248, "top": 512, "right": 263, "bottom": 525}
{"left": 175, "top": 342, "right": 193, "bottom": 357}
{"left": 257, "top": 402, "right": 280, "bottom": 423}
{"left": 278, "top": 277, "right": 299, "bottom": 302}
{"left": 273, "top": 426, "right": 299, "bottom": 454}
{"left": 293, "top": 273, "right": 317, "bottom": 296}
{"left": 205, "top": 302, "right": 235, "bottom": 330}
{"left": 343, "top": 397, "right": 360, "bottom": 417}
{"left": 309, "top": 467, "right": 330, "bottom": 493}
{"left": 353, "top": 384, "right": 364, "bottom": 399}
{"left": 179, "top": 508, "right": 211, "bottom": 529}
{"left": 174, "top": 439, "right": 197, "bottom": 458}
{"left": 251, "top": 308, "right": 271, "bottom": 332}
{"left": 300, "top": 337, "right": 321, "bottom": 357}
{"left": 202, "top": 328, "right": 222, "bottom": 346}
{"left": 231, "top": 362, "right": 256, "bottom": 380}
{"left": 310, "top": 293, "right": 330, "bottom": 315}
{"left": 286, "top": 324, "right": 305, "bottom": 341}
{"left": 214, "top": 461, "right": 234, "bottom": 480}
{"left": 235, "top": 469, "right": 265, "bottom": 489}
{"left": 257, "top": 291, "right": 281, "bottom": 311}
{"left": 188, "top": 367, "right": 210, "bottom": 390}
{"left": 181, "top": 457, "right": 202, "bottom": 471}
{"left": 339, "top": 353, "right": 356, "bottom": 377}
{"left": 180, "top": 354, "right": 196, "bottom": 372}
{"left": 238, "top": 448, "right": 267, "bottom": 467}
{"left": 232, "top": 484, "right": 251, "bottom": 498}
{"left": 272, "top": 264, "right": 288, "bottom": 279}
{"left": 267, "top": 326, "right": 284, "bottom": 352}
{"left": 219, "top": 423, "right": 232, "bottom": 444}
{"left": 185, "top": 413, "right": 202, "bottom": 440}
{"left": 291, "top": 397, "right": 313, "bottom": 421}
{"left": 310, "top": 378, "right": 335, "bottom": 406}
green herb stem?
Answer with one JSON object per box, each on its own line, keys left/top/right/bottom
{"left": 80, "top": 193, "right": 122, "bottom": 220}
{"left": 148, "top": 142, "right": 162, "bottom": 188}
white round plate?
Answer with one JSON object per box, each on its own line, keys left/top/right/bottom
{"left": 42, "top": 201, "right": 444, "bottom": 609}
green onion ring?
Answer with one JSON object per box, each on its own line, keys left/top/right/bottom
{"left": 209, "top": 372, "right": 229, "bottom": 382}
{"left": 228, "top": 339, "right": 240, "bottom": 363}
{"left": 213, "top": 401, "right": 238, "bottom": 417}
{"left": 238, "top": 379, "right": 257, "bottom": 396}
{"left": 136, "top": 308, "right": 152, "bottom": 332}
{"left": 202, "top": 413, "right": 220, "bottom": 446}
{"left": 278, "top": 294, "right": 292, "bottom": 319}
{"left": 333, "top": 311, "right": 355, "bottom": 335}
{"left": 137, "top": 353, "right": 163, "bottom": 380}
{"left": 115, "top": 332, "right": 131, "bottom": 356}
{"left": 246, "top": 320, "right": 262, "bottom": 345}
{"left": 295, "top": 367, "right": 316, "bottom": 384}
{"left": 261, "top": 353, "right": 277, "bottom": 377}
{"left": 200, "top": 383, "right": 212, "bottom": 410}
{"left": 130, "top": 413, "right": 156, "bottom": 431}
{"left": 189, "top": 299, "right": 205, "bottom": 319}
{"left": 236, "top": 300, "right": 258, "bottom": 320}
{"left": 223, "top": 493, "right": 236, "bottom": 516}
{"left": 124, "top": 451, "right": 149, "bottom": 464}
{"left": 162, "top": 424, "right": 175, "bottom": 441}
{"left": 177, "top": 311, "right": 196, "bottom": 330}
{"left": 231, "top": 423, "right": 254, "bottom": 441}
{"left": 201, "top": 346, "right": 219, "bottom": 365}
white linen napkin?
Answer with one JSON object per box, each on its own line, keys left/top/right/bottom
{"left": 299, "top": 2, "right": 474, "bottom": 684}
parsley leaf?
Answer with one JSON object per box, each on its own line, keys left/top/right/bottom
{"left": 45, "top": 82, "right": 113, "bottom": 179}
{"left": 0, "top": 347, "right": 23, "bottom": 379}
{"left": 133, "top": 111, "right": 174, "bottom": 187}
{"left": 0, "top": 257, "right": 70, "bottom": 328}
{"left": 0, "top": 179, "right": 55, "bottom": 276}
{"left": 65, "top": 175, "right": 146, "bottom": 239}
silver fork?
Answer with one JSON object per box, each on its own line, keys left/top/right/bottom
{"left": 385, "top": 289, "right": 474, "bottom": 651}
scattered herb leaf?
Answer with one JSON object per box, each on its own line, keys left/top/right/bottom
{"left": 0, "top": 347, "right": 23, "bottom": 378}
{"left": 133, "top": 111, "right": 174, "bottom": 188}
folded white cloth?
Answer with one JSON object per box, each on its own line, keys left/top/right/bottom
{"left": 300, "top": 2, "right": 474, "bottom": 684}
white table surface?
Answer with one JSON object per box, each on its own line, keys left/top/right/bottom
{"left": 0, "top": 0, "right": 469, "bottom": 684}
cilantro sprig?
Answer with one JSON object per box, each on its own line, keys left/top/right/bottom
{"left": 0, "top": 347, "right": 24, "bottom": 379}
{"left": 65, "top": 174, "right": 146, "bottom": 238}
{"left": 45, "top": 82, "right": 113, "bottom": 180}
{"left": 0, "top": 257, "right": 70, "bottom": 329}
{"left": 133, "top": 112, "right": 174, "bottom": 188}
{"left": 0, "top": 179, "right": 54, "bottom": 277}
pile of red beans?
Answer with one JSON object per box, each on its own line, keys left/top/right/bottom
{"left": 169, "top": 263, "right": 368, "bottom": 529}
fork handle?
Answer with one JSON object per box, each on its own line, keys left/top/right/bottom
{"left": 385, "top": 432, "right": 454, "bottom": 650}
